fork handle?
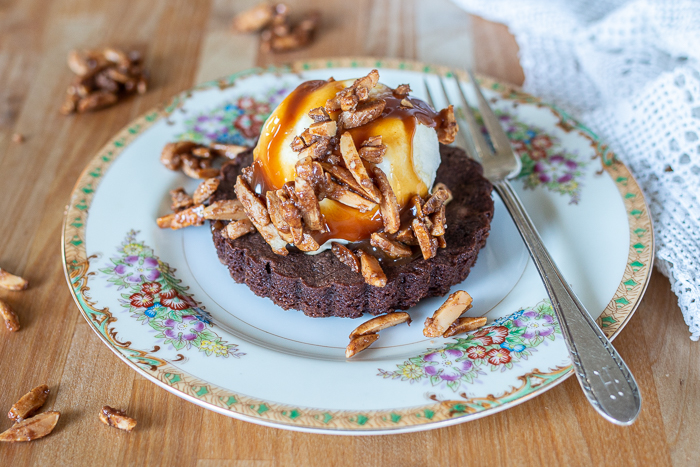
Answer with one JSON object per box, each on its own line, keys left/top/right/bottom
{"left": 493, "top": 180, "right": 642, "bottom": 425}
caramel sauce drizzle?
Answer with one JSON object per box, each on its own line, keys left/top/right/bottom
{"left": 251, "top": 79, "right": 445, "bottom": 245}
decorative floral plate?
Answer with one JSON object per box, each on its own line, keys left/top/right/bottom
{"left": 62, "top": 58, "right": 653, "bottom": 435}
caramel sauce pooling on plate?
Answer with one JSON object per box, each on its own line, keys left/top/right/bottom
{"left": 252, "top": 79, "right": 443, "bottom": 244}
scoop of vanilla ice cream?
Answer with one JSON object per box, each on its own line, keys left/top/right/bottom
{"left": 252, "top": 77, "right": 443, "bottom": 246}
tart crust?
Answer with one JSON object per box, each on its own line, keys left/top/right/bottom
{"left": 210, "top": 144, "right": 494, "bottom": 318}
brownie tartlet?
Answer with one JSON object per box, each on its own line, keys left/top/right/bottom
{"left": 210, "top": 145, "right": 493, "bottom": 318}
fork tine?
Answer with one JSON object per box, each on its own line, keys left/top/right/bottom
{"left": 451, "top": 74, "right": 492, "bottom": 161}
{"left": 423, "top": 78, "right": 436, "bottom": 109}
{"left": 465, "top": 69, "right": 512, "bottom": 157}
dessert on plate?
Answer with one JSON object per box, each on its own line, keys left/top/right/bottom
{"left": 206, "top": 70, "right": 494, "bottom": 318}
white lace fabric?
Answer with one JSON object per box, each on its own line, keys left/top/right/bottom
{"left": 453, "top": 0, "right": 700, "bottom": 339}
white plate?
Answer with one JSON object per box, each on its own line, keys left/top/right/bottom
{"left": 62, "top": 58, "right": 653, "bottom": 434}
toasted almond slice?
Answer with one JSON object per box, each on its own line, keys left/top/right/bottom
{"left": 370, "top": 232, "right": 412, "bottom": 258}
{"left": 169, "top": 188, "right": 194, "bottom": 211}
{"left": 423, "top": 186, "right": 451, "bottom": 215}
{"left": 156, "top": 213, "right": 176, "bottom": 229}
{"left": 358, "top": 250, "right": 387, "bottom": 287}
{"left": 290, "top": 136, "right": 306, "bottom": 152}
{"left": 373, "top": 167, "right": 400, "bottom": 234}
{"left": 437, "top": 105, "right": 458, "bottom": 144}
{"left": 423, "top": 291, "right": 473, "bottom": 337}
{"left": 295, "top": 230, "right": 321, "bottom": 252}
{"left": 294, "top": 168, "right": 324, "bottom": 231}
{"left": 266, "top": 191, "right": 294, "bottom": 244}
{"left": 182, "top": 164, "right": 220, "bottom": 179}
{"left": 411, "top": 218, "right": 437, "bottom": 260}
{"left": 308, "top": 106, "right": 331, "bottom": 122}
{"left": 429, "top": 205, "right": 446, "bottom": 236}
{"left": 99, "top": 406, "right": 137, "bottom": 432}
{"left": 432, "top": 182, "right": 454, "bottom": 204}
{"left": 8, "top": 385, "right": 49, "bottom": 422}
{"left": 231, "top": 2, "right": 274, "bottom": 32}
{"left": 394, "top": 226, "right": 418, "bottom": 245}
{"left": 361, "top": 135, "right": 382, "bottom": 147}
{"left": 358, "top": 145, "right": 385, "bottom": 163}
{"left": 332, "top": 243, "right": 360, "bottom": 273}
{"left": 338, "top": 99, "right": 386, "bottom": 130}
{"left": 202, "top": 200, "right": 247, "bottom": 221}
{"left": 234, "top": 176, "right": 270, "bottom": 226}
{"left": 308, "top": 120, "right": 337, "bottom": 137}
{"left": 192, "top": 147, "right": 212, "bottom": 158}
{"left": 0, "top": 268, "right": 29, "bottom": 291}
{"left": 394, "top": 84, "right": 411, "bottom": 98}
{"left": 210, "top": 143, "right": 248, "bottom": 160}
{"left": 436, "top": 235, "right": 447, "bottom": 249}
{"left": 0, "top": 412, "right": 60, "bottom": 442}
{"left": 276, "top": 189, "right": 303, "bottom": 244}
{"left": 192, "top": 178, "right": 220, "bottom": 205}
{"left": 234, "top": 176, "right": 288, "bottom": 255}
{"left": 345, "top": 333, "right": 379, "bottom": 358}
{"left": 0, "top": 298, "right": 20, "bottom": 332}
{"left": 223, "top": 219, "right": 256, "bottom": 240}
{"left": 300, "top": 129, "right": 314, "bottom": 146}
{"left": 400, "top": 98, "right": 414, "bottom": 108}
{"left": 443, "top": 316, "right": 487, "bottom": 338}
{"left": 349, "top": 311, "right": 411, "bottom": 339}
{"left": 324, "top": 174, "right": 378, "bottom": 213}
{"left": 339, "top": 133, "right": 382, "bottom": 203}
{"left": 409, "top": 194, "right": 425, "bottom": 219}
{"left": 160, "top": 141, "right": 197, "bottom": 170}
{"left": 320, "top": 162, "right": 367, "bottom": 196}
{"left": 170, "top": 204, "right": 205, "bottom": 229}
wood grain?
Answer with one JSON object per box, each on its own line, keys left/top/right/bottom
{"left": 0, "top": 0, "right": 694, "bottom": 465}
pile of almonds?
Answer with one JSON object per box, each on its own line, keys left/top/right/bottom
{"left": 345, "top": 291, "right": 487, "bottom": 358}
{"left": 61, "top": 47, "right": 148, "bottom": 114}
{"left": 232, "top": 2, "right": 320, "bottom": 53}
{"left": 157, "top": 141, "right": 255, "bottom": 236}
{"left": 0, "top": 267, "right": 28, "bottom": 332}
{"left": 233, "top": 70, "right": 457, "bottom": 287}
{"left": 156, "top": 70, "right": 458, "bottom": 289}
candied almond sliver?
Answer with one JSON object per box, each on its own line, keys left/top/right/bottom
{"left": 8, "top": 385, "right": 49, "bottom": 422}
{"left": 349, "top": 312, "right": 411, "bottom": 339}
{"left": 423, "top": 291, "right": 473, "bottom": 337}
{"left": 0, "top": 412, "right": 60, "bottom": 442}
{"left": 345, "top": 333, "right": 379, "bottom": 358}
{"left": 0, "top": 268, "right": 29, "bottom": 291}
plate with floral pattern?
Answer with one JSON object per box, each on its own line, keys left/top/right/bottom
{"left": 62, "top": 58, "right": 653, "bottom": 435}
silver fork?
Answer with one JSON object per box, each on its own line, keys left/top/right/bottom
{"left": 423, "top": 72, "right": 642, "bottom": 425}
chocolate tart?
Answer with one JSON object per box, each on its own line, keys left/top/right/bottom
{"left": 210, "top": 144, "right": 494, "bottom": 318}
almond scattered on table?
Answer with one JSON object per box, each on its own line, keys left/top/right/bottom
{"left": 232, "top": 3, "right": 320, "bottom": 53}
{"left": 99, "top": 406, "right": 137, "bottom": 432}
{"left": 0, "top": 412, "right": 60, "bottom": 442}
{"left": 0, "top": 267, "right": 29, "bottom": 291}
{"left": 0, "top": 298, "right": 20, "bottom": 332}
{"left": 8, "top": 385, "right": 50, "bottom": 423}
{"left": 61, "top": 47, "right": 148, "bottom": 114}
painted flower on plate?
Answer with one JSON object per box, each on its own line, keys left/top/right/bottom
{"left": 129, "top": 292, "right": 154, "bottom": 308}
{"left": 141, "top": 281, "right": 162, "bottom": 295}
{"left": 115, "top": 256, "right": 160, "bottom": 283}
{"left": 514, "top": 311, "right": 556, "bottom": 339}
{"left": 160, "top": 290, "right": 190, "bottom": 311}
{"left": 472, "top": 326, "right": 509, "bottom": 346}
{"left": 200, "top": 340, "right": 230, "bottom": 357}
{"left": 164, "top": 315, "right": 205, "bottom": 341}
{"left": 466, "top": 345, "right": 487, "bottom": 359}
{"left": 485, "top": 348, "right": 512, "bottom": 365}
{"left": 423, "top": 349, "right": 473, "bottom": 381}
{"left": 534, "top": 154, "right": 579, "bottom": 184}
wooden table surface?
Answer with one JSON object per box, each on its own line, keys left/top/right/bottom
{"left": 0, "top": 0, "right": 697, "bottom": 465}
